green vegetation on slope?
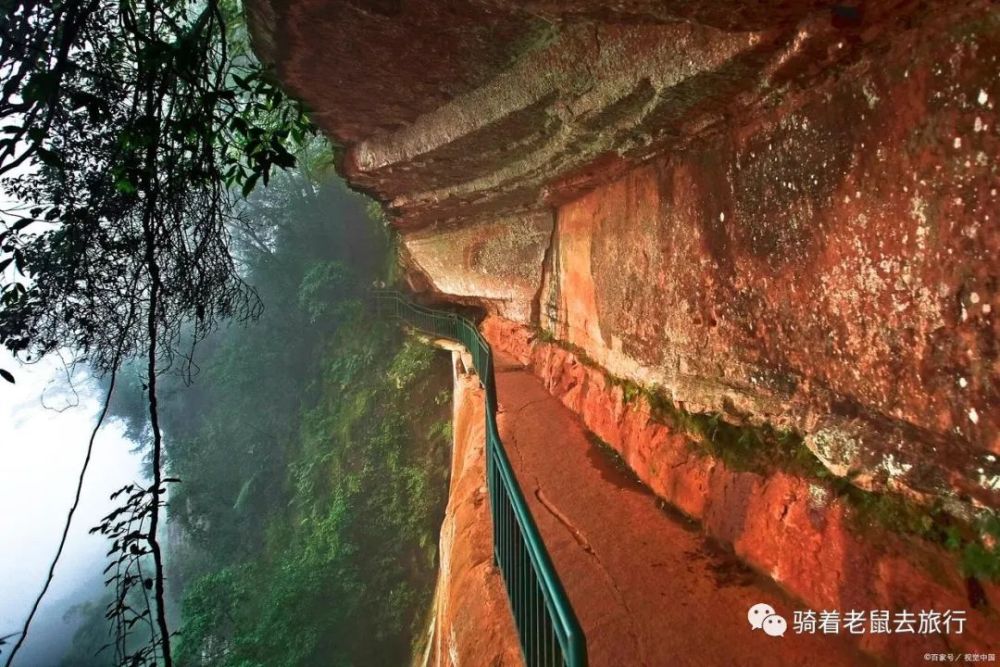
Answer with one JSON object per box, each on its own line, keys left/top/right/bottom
{"left": 175, "top": 320, "right": 451, "bottom": 667}
{"left": 63, "top": 162, "right": 452, "bottom": 666}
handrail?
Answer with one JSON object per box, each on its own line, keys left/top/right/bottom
{"left": 373, "top": 290, "right": 587, "bottom": 667}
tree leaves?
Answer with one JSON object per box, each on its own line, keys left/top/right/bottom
{"left": 0, "top": 0, "right": 100, "bottom": 179}
{"left": 0, "top": 0, "right": 320, "bottom": 374}
{"left": 241, "top": 172, "right": 259, "bottom": 198}
{"left": 114, "top": 178, "right": 137, "bottom": 195}
{"left": 0, "top": 2, "right": 316, "bottom": 665}
{"left": 35, "top": 146, "right": 63, "bottom": 168}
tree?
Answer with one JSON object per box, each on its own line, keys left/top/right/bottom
{"left": 0, "top": 1, "right": 314, "bottom": 664}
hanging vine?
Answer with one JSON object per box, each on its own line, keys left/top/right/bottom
{"left": 0, "top": 0, "right": 315, "bottom": 664}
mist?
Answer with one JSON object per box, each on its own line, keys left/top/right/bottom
{"left": 0, "top": 351, "right": 143, "bottom": 666}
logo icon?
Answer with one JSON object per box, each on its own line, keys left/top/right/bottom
{"left": 748, "top": 602, "right": 786, "bottom": 637}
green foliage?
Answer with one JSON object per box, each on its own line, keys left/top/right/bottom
{"left": 47, "top": 157, "right": 452, "bottom": 666}
{"left": 80, "top": 167, "right": 450, "bottom": 666}
{"left": 961, "top": 513, "right": 1000, "bottom": 581}
{"left": 535, "top": 328, "right": 557, "bottom": 344}
{"left": 840, "top": 486, "right": 1000, "bottom": 582}
{"left": 843, "top": 487, "right": 952, "bottom": 540}
{"left": 175, "top": 313, "right": 451, "bottom": 667}
{"left": 365, "top": 200, "right": 388, "bottom": 227}
{"left": 59, "top": 585, "right": 166, "bottom": 667}
{"left": 297, "top": 261, "right": 353, "bottom": 323}
{"left": 633, "top": 373, "right": 1000, "bottom": 581}
{"left": 594, "top": 359, "right": 821, "bottom": 478}
{"left": 387, "top": 339, "right": 436, "bottom": 389}
{"left": 1, "top": 8, "right": 322, "bottom": 655}
{"left": 0, "top": 0, "right": 315, "bottom": 374}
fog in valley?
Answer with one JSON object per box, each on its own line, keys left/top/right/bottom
{"left": 0, "top": 351, "right": 143, "bottom": 665}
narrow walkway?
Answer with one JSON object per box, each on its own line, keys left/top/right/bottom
{"left": 493, "top": 352, "right": 871, "bottom": 667}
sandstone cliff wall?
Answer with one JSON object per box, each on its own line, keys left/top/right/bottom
{"left": 420, "top": 354, "right": 521, "bottom": 667}
{"left": 248, "top": 1, "right": 1000, "bottom": 662}
{"left": 533, "top": 11, "right": 999, "bottom": 507}
{"left": 482, "top": 316, "right": 1000, "bottom": 663}
{"left": 248, "top": 0, "right": 998, "bottom": 507}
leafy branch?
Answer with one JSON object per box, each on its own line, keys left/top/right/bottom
{"left": 0, "top": 0, "right": 315, "bottom": 664}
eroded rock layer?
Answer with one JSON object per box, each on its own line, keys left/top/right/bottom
{"left": 420, "top": 356, "right": 521, "bottom": 667}
{"left": 482, "top": 315, "right": 1000, "bottom": 662}
{"left": 249, "top": 0, "right": 999, "bottom": 661}
{"left": 538, "top": 7, "right": 1000, "bottom": 506}
{"left": 250, "top": 0, "right": 998, "bottom": 506}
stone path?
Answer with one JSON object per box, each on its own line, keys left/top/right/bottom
{"left": 493, "top": 352, "right": 872, "bottom": 667}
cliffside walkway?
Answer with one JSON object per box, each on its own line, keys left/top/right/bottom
{"left": 375, "top": 291, "right": 586, "bottom": 666}
{"left": 491, "top": 351, "right": 873, "bottom": 666}
{"left": 377, "top": 291, "right": 869, "bottom": 666}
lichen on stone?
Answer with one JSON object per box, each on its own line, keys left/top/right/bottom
{"left": 804, "top": 426, "right": 861, "bottom": 478}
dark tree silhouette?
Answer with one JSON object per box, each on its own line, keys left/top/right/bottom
{"left": 0, "top": 0, "right": 314, "bottom": 664}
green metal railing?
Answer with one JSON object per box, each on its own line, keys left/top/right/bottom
{"left": 373, "top": 290, "right": 587, "bottom": 667}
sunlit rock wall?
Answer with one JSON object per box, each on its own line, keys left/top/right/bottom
{"left": 537, "top": 7, "right": 1000, "bottom": 507}
{"left": 401, "top": 213, "right": 552, "bottom": 322}
{"left": 250, "top": 0, "right": 998, "bottom": 506}
{"left": 420, "top": 354, "right": 521, "bottom": 667}
{"left": 248, "top": 3, "right": 1000, "bottom": 652}
{"left": 481, "top": 316, "right": 1000, "bottom": 664}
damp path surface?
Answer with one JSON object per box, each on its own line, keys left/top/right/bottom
{"left": 492, "top": 351, "right": 872, "bottom": 667}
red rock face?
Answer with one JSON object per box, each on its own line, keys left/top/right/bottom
{"left": 537, "top": 6, "right": 1000, "bottom": 507}
{"left": 247, "top": 0, "right": 541, "bottom": 144}
{"left": 247, "top": 0, "right": 1000, "bottom": 663}
{"left": 424, "top": 356, "right": 522, "bottom": 667}
{"left": 400, "top": 212, "right": 553, "bottom": 323}
{"left": 483, "top": 316, "right": 1000, "bottom": 663}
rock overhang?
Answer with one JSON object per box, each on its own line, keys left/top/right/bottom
{"left": 246, "top": 0, "right": 1000, "bottom": 508}
{"left": 246, "top": 0, "right": 879, "bottom": 236}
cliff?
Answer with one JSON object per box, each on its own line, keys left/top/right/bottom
{"left": 417, "top": 354, "right": 522, "bottom": 667}
{"left": 248, "top": 0, "right": 999, "bottom": 663}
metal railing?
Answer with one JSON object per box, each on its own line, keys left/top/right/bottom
{"left": 373, "top": 290, "right": 587, "bottom": 667}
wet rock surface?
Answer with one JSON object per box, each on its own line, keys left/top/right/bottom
{"left": 534, "top": 8, "right": 1000, "bottom": 504}
{"left": 248, "top": 4, "right": 998, "bottom": 500}
{"left": 248, "top": 1, "right": 1000, "bottom": 663}
{"left": 493, "top": 349, "right": 878, "bottom": 666}
{"left": 401, "top": 212, "right": 553, "bottom": 323}
{"left": 422, "top": 357, "right": 522, "bottom": 667}
{"left": 484, "top": 317, "right": 1000, "bottom": 664}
